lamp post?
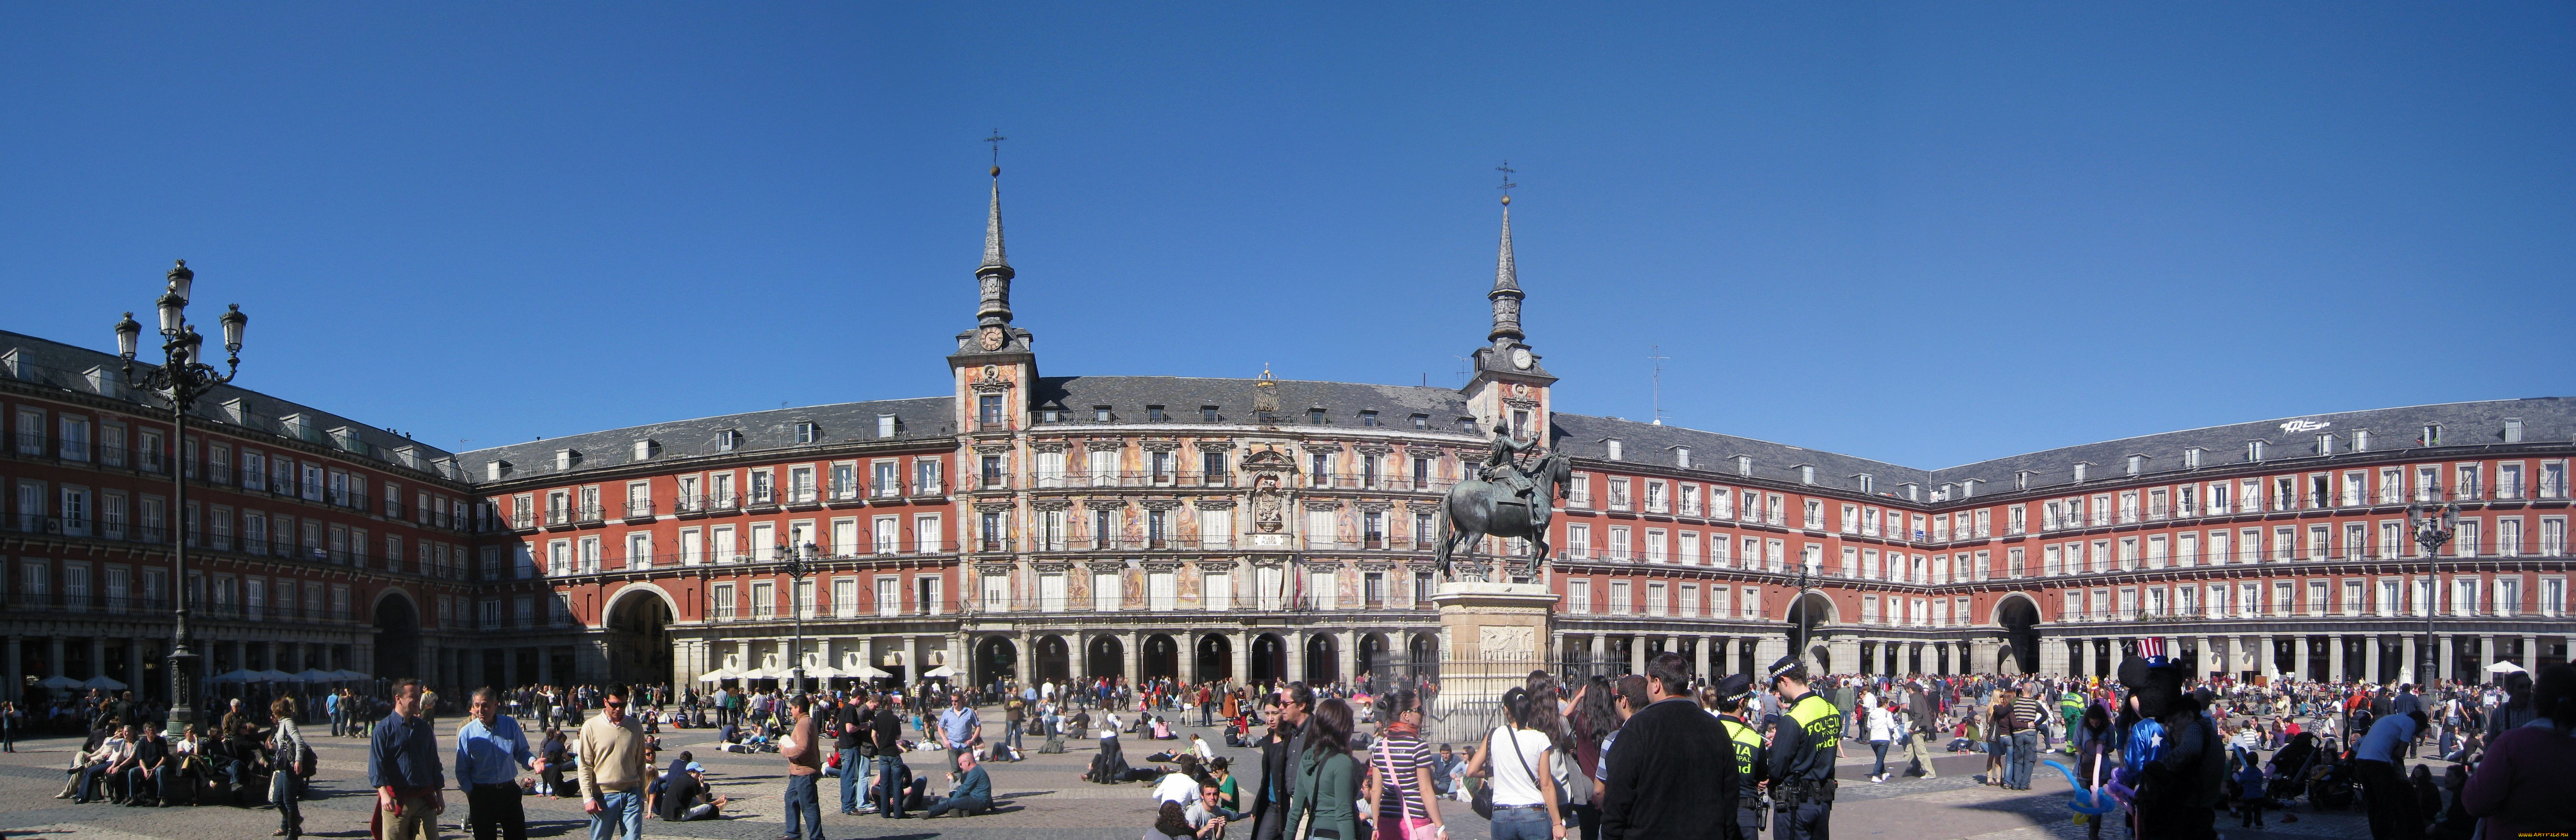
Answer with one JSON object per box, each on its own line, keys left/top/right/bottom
{"left": 113, "top": 260, "right": 249, "bottom": 733}
{"left": 777, "top": 540, "right": 818, "bottom": 695}
{"left": 2406, "top": 501, "right": 2460, "bottom": 689}
{"left": 1789, "top": 565, "right": 1820, "bottom": 669}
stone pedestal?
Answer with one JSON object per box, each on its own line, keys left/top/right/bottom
{"left": 1431, "top": 582, "right": 1557, "bottom": 662}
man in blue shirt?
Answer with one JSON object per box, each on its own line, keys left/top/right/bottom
{"left": 938, "top": 693, "right": 981, "bottom": 775}
{"left": 2354, "top": 710, "right": 2426, "bottom": 840}
{"left": 455, "top": 687, "right": 534, "bottom": 840}
{"left": 369, "top": 679, "right": 445, "bottom": 840}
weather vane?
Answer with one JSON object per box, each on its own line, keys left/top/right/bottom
{"left": 986, "top": 129, "right": 1007, "bottom": 171}
{"left": 1496, "top": 161, "right": 1517, "bottom": 203}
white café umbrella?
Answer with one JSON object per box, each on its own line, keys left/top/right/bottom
{"left": 2485, "top": 661, "right": 2527, "bottom": 675}
{"left": 922, "top": 665, "right": 959, "bottom": 679}
{"left": 696, "top": 669, "right": 740, "bottom": 684}
{"left": 81, "top": 675, "right": 129, "bottom": 690}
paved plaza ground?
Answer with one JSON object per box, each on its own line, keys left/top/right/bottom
{"left": 0, "top": 709, "right": 2380, "bottom": 840}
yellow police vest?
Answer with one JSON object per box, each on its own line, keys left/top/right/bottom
{"left": 1785, "top": 694, "right": 1842, "bottom": 755}
{"left": 1722, "top": 718, "right": 1761, "bottom": 777}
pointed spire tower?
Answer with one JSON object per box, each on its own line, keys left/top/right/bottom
{"left": 1462, "top": 164, "right": 1554, "bottom": 445}
{"left": 951, "top": 135, "right": 1037, "bottom": 437}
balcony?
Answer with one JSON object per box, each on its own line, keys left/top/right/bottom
{"left": 623, "top": 500, "right": 657, "bottom": 521}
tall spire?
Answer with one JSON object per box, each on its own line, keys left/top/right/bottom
{"left": 1487, "top": 191, "right": 1524, "bottom": 345}
{"left": 976, "top": 162, "right": 1014, "bottom": 326}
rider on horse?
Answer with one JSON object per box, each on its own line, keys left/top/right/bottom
{"left": 1480, "top": 421, "right": 1538, "bottom": 505}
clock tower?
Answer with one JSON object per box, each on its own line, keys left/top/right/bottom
{"left": 949, "top": 164, "right": 1037, "bottom": 436}
{"left": 1462, "top": 193, "right": 1555, "bottom": 445}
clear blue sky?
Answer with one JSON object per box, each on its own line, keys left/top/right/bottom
{"left": 5, "top": 4, "right": 2570, "bottom": 469}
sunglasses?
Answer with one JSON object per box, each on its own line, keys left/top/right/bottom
{"left": 605, "top": 701, "right": 628, "bottom": 709}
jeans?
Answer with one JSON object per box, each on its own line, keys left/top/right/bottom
{"left": 924, "top": 792, "right": 991, "bottom": 817}
{"left": 783, "top": 774, "right": 823, "bottom": 840}
{"left": 588, "top": 789, "right": 643, "bottom": 840}
{"left": 272, "top": 772, "right": 303, "bottom": 836}
{"left": 1870, "top": 740, "right": 1890, "bottom": 778}
{"left": 1002, "top": 721, "right": 1024, "bottom": 756}
{"left": 75, "top": 765, "right": 115, "bottom": 802}
{"left": 2008, "top": 731, "right": 2039, "bottom": 789}
{"left": 1490, "top": 807, "right": 1556, "bottom": 840}
{"left": 127, "top": 767, "right": 171, "bottom": 804}
{"left": 877, "top": 757, "right": 907, "bottom": 817}
{"left": 838, "top": 749, "right": 866, "bottom": 811}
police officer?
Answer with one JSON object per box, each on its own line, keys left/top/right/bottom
{"left": 1713, "top": 674, "right": 1770, "bottom": 840}
{"left": 1766, "top": 656, "right": 1840, "bottom": 840}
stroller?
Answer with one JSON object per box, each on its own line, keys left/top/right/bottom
{"left": 2264, "top": 733, "right": 2322, "bottom": 804}
{"left": 2303, "top": 739, "right": 2357, "bottom": 811}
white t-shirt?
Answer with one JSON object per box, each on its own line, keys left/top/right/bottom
{"left": 1485, "top": 726, "right": 1556, "bottom": 807}
{"left": 1151, "top": 768, "right": 1200, "bottom": 805}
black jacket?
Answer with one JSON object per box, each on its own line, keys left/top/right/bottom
{"left": 1601, "top": 698, "right": 1740, "bottom": 840}
{"left": 870, "top": 707, "right": 903, "bottom": 754}
{"left": 1252, "top": 719, "right": 1303, "bottom": 818}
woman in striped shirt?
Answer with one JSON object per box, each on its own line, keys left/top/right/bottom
{"left": 1366, "top": 688, "right": 1444, "bottom": 840}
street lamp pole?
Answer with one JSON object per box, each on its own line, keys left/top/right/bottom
{"left": 113, "top": 260, "right": 249, "bottom": 734}
{"left": 2406, "top": 501, "right": 2460, "bottom": 690}
{"left": 1790, "top": 566, "right": 1818, "bottom": 668}
{"left": 778, "top": 541, "right": 818, "bottom": 694}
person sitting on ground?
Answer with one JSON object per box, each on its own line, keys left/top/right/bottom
{"left": 1189, "top": 733, "right": 1215, "bottom": 763}
{"left": 1150, "top": 755, "right": 1206, "bottom": 805}
{"left": 1152, "top": 715, "right": 1177, "bottom": 740}
{"left": 653, "top": 761, "right": 728, "bottom": 821}
{"left": 924, "top": 751, "right": 993, "bottom": 818}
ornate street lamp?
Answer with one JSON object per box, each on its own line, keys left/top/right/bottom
{"left": 1789, "top": 565, "right": 1821, "bottom": 668}
{"left": 2406, "top": 501, "right": 2460, "bottom": 689}
{"left": 114, "top": 260, "right": 248, "bottom": 733}
{"left": 777, "top": 540, "right": 819, "bottom": 694}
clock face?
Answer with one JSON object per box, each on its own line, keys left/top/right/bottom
{"left": 1510, "top": 347, "right": 1533, "bottom": 369}
{"left": 980, "top": 327, "right": 1006, "bottom": 351}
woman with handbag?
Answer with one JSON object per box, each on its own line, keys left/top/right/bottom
{"left": 1461, "top": 687, "right": 1566, "bottom": 840}
{"left": 1288, "top": 698, "right": 1362, "bottom": 840}
{"left": 1366, "top": 688, "right": 1444, "bottom": 840}
{"left": 267, "top": 697, "right": 307, "bottom": 838}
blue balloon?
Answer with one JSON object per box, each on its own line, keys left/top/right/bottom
{"left": 2041, "top": 760, "right": 2119, "bottom": 815}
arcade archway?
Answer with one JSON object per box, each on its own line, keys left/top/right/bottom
{"left": 1356, "top": 633, "right": 1390, "bottom": 687}
{"left": 371, "top": 591, "right": 421, "bottom": 680}
{"left": 602, "top": 586, "right": 674, "bottom": 687}
{"left": 1304, "top": 634, "right": 1340, "bottom": 684}
{"left": 1086, "top": 635, "right": 1125, "bottom": 679}
{"left": 1034, "top": 635, "right": 1070, "bottom": 683}
{"left": 1996, "top": 596, "right": 2042, "bottom": 674}
{"left": 1142, "top": 634, "right": 1179, "bottom": 680}
{"left": 1784, "top": 592, "right": 1834, "bottom": 665}
{"left": 1196, "top": 634, "right": 1233, "bottom": 682}
{"left": 1250, "top": 634, "right": 1286, "bottom": 683}
{"left": 974, "top": 637, "right": 1020, "bottom": 689}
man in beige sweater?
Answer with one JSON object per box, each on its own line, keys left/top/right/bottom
{"left": 578, "top": 684, "right": 650, "bottom": 840}
{"left": 780, "top": 695, "right": 824, "bottom": 840}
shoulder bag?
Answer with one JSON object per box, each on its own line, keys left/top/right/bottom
{"left": 1374, "top": 737, "right": 1434, "bottom": 840}
{"left": 1470, "top": 727, "right": 1502, "bottom": 820}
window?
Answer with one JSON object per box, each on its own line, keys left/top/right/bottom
{"left": 796, "top": 421, "right": 819, "bottom": 444}
{"left": 1411, "top": 413, "right": 1428, "bottom": 429}
{"left": 1605, "top": 439, "right": 1623, "bottom": 461}
{"left": 1307, "top": 408, "right": 1325, "bottom": 425}
{"left": 1147, "top": 405, "right": 1166, "bottom": 422}
{"left": 1358, "top": 410, "right": 1376, "bottom": 427}
{"left": 1565, "top": 524, "right": 1590, "bottom": 560}
{"left": 1568, "top": 579, "right": 1592, "bottom": 614}
{"left": 878, "top": 414, "right": 897, "bottom": 437}
{"left": 1675, "top": 447, "right": 1691, "bottom": 468}
{"left": 979, "top": 395, "right": 1004, "bottom": 426}
{"left": 1204, "top": 406, "right": 1222, "bottom": 422}
{"left": 1608, "top": 580, "right": 1631, "bottom": 614}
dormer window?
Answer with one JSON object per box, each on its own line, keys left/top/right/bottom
{"left": 1095, "top": 406, "right": 1114, "bottom": 422}
{"left": 1146, "top": 406, "right": 1166, "bottom": 422}
{"left": 2247, "top": 441, "right": 2265, "bottom": 462}
{"left": 2352, "top": 430, "right": 2370, "bottom": 452}
{"left": 2504, "top": 419, "right": 2524, "bottom": 444}
{"left": 878, "top": 414, "right": 898, "bottom": 437}
{"left": 1735, "top": 455, "right": 1752, "bottom": 477}
{"left": 1857, "top": 474, "right": 1875, "bottom": 494}
{"left": 1308, "top": 408, "right": 1326, "bottom": 426}
{"left": 1799, "top": 465, "right": 1815, "bottom": 485}
{"left": 556, "top": 449, "right": 580, "bottom": 471}
{"left": 2126, "top": 455, "right": 2143, "bottom": 476}
{"left": 2184, "top": 448, "right": 2203, "bottom": 469}
{"left": 486, "top": 460, "right": 510, "bottom": 481}
{"left": 2421, "top": 424, "right": 2441, "bottom": 446}
{"left": 1359, "top": 410, "right": 1378, "bottom": 427}
{"left": 1675, "top": 447, "right": 1691, "bottom": 469}
{"left": 634, "top": 439, "right": 658, "bottom": 461}
{"left": 1203, "top": 406, "right": 1221, "bottom": 422}
{"left": 2316, "top": 434, "right": 2333, "bottom": 455}
{"left": 1411, "top": 414, "right": 1429, "bottom": 430}
{"left": 1456, "top": 417, "right": 1475, "bottom": 432}
{"left": 2073, "top": 463, "right": 2089, "bottom": 482}
{"left": 1605, "top": 439, "right": 1624, "bottom": 461}
{"left": 2013, "top": 471, "right": 2030, "bottom": 491}
{"left": 716, "top": 431, "right": 742, "bottom": 452}
{"left": 796, "top": 422, "right": 820, "bottom": 444}
{"left": 1039, "top": 409, "right": 1062, "bottom": 424}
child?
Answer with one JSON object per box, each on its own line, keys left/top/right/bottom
{"left": 2232, "top": 747, "right": 2267, "bottom": 828}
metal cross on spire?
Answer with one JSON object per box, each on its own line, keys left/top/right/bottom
{"left": 1496, "top": 161, "right": 1517, "bottom": 201}
{"left": 986, "top": 129, "right": 1007, "bottom": 171}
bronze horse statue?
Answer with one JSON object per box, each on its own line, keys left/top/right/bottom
{"left": 1436, "top": 450, "right": 1572, "bottom": 581}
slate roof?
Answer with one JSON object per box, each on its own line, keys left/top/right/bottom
{"left": 455, "top": 396, "right": 957, "bottom": 485}
{"left": 1548, "top": 413, "right": 1931, "bottom": 489}
{"left": 0, "top": 329, "right": 462, "bottom": 481}
{"left": 1029, "top": 375, "right": 1477, "bottom": 427}
{"left": 1926, "top": 397, "right": 2576, "bottom": 496}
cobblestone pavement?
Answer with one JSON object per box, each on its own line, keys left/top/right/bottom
{"left": 0, "top": 713, "right": 2379, "bottom": 840}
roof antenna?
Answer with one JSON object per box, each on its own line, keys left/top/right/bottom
{"left": 1648, "top": 344, "right": 1670, "bottom": 426}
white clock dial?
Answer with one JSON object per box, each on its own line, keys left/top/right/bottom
{"left": 1510, "top": 347, "right": 1533, "bottom": 369}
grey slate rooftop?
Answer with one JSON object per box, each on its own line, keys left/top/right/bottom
{"left": 1, "top": 329, "right": 463, "bottom": 481}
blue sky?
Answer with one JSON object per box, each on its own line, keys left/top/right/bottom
{"left": 4, "top": 4, "right": 2570, "bottom": 469}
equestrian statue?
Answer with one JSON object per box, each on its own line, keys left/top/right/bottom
{"left": 1436, "top": 422, "right": 1572, "bottom": 581}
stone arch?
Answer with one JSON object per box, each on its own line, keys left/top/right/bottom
{"left": 1034, "top": 635, "right": 1071, "bottom": 683}
{"left": 1141, "top": 634, "right": 1180, "bottom": 680}
{"left": 1086, "top": 634, "right": 1125, "bottom": 679}
{"left": 601, "top": 581, "right": 682, "bottom": 620}
{"left": 974, "top": 635, "right": 1020, "bottom": 689}
{"left": 1250, "top": 633, "right": 1288, "bottom": 683}
{"left": 1993, "top": 594, "right": 2044, "bottom": 675}
{"left": 602, "top": 584, "right": 676, "bottom": 687}
{"left": 1195, "top": 634, "right": 1234, "bottom": 682}
{"left": 1987, "top": 592, "right": 2044, "bottom": 625}
{"left": 370, "top": 589, "right": 421, "bottom": 681}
